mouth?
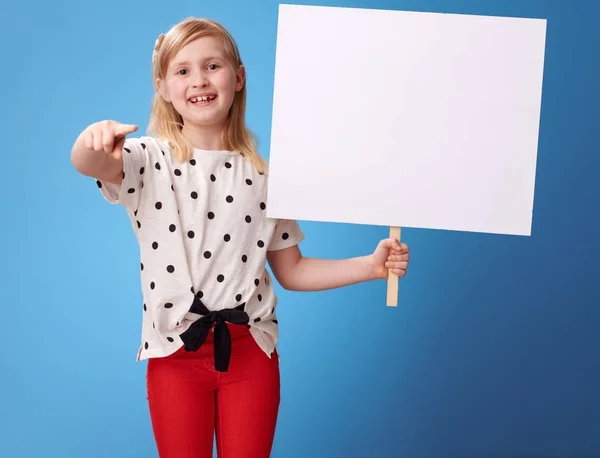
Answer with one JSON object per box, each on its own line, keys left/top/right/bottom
{"left": 189, "top": 94, "right": 217, "bottom": 105}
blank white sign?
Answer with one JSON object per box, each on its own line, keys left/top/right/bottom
{"left": 266, "top": 4, "right": 547, "bottom": 236}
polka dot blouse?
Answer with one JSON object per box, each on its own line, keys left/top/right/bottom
{"left": 95, "top": 136, "right": 304, "bottom": 363}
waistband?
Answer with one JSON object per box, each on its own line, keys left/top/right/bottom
{"left": 178, "top": 294, "right": 249, "bottom": 372}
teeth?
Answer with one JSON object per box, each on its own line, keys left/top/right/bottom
{"left": 191, "top": 95, "right": 215, "bottom": 103}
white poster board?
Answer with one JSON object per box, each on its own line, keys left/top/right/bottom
{"left": 267, "top": 4, "right": 547, "bottom": 305}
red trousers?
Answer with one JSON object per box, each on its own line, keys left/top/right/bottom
{"left": 146, "top": 323, "right": 280, "bottom": 458}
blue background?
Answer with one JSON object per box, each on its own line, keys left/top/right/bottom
{"left": 2, "top": 0, "right": 598, "bottom": 457}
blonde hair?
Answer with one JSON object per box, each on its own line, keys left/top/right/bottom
{"left": 149, "top": 17, "right": 267, "bottom": 174}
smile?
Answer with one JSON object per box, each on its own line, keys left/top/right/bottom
{"left": 189, "top": 95, "right": 217, "bottom": 104}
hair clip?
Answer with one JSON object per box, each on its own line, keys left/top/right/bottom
{"left": 152, "top": 33, "right": 166, "bottom": 63}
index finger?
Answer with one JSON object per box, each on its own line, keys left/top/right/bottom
{"left": 115, "top": 123, "right": 138, "bottom": 136}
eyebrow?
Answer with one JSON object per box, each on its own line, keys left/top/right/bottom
{"left": 172, "top": 56, "right": 225, "bottom": 67}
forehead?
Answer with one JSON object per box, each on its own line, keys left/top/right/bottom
{"left": 171, "top": 35, "right": 227, "bottom": 63}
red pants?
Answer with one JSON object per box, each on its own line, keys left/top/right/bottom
{"left": 146, "top": 323, "right": 280, "bottom": 458}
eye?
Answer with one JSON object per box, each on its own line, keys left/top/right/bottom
{"left": 208, "top": 64, "right": 219, "bottom": 70}
{"left": 177, "top": 69, "right": 188, "bottom": 75}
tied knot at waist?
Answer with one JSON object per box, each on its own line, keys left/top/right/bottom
{"left": 179, "top": 295, "right": 249, "bottom": 372}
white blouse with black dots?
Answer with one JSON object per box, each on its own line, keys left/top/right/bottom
{"left": 95, "top": 136, "right": 304, "bottom": 362}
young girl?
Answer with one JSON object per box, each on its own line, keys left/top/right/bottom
{"left": 70, "top": 16, "right": 409, "bottom": 458}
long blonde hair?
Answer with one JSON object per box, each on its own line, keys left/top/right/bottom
{"left": 149, "top": 17, "right": 267, "bottom": 174}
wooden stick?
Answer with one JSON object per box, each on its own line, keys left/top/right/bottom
{"left": 387, "top": 226, "right": 401, "bottom": 306}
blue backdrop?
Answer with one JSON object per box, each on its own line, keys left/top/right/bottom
{"left": 2, "top": 0, "right": 598, "bottom": 457}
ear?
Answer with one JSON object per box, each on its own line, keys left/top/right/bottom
{"left": 156, "top": 78, "right": 171, "bottom": 102}
{"left": 235, "top": 65, "right": 246, "bottom": 92}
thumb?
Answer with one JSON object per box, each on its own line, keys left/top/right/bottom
{"left": 382, "top": 237, "right": 403, "bottom": 252}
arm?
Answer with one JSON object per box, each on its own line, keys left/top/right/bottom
{"left": 267, "top": 238, "right": 409, "bottom": 292}
{"left": 70, "top": 120, "right": 137, "bottom": 184}
{"left": 267, "top": 245, "right": 376, "bottom": 292}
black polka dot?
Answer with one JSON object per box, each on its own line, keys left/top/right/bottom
{"left": 254, "top": 317, "right": 261, "bottom": 323}
{"left": 191, "top": 286, "right": 194, "bottom": 293}
{"left": 161, "top": 150, "right": 165, "bottom": 155}
{"left": 169, "top": 224, "right": 176, "bottom": 232}
{"left": 155, "top": 162, "right": 161, "bottom": 170}
{"left": 122, "top": 171, "right": 125, "bottom": 179}
{"left": 124, "top": 147, "right": 131, "bottom": 153}
{"left": 204, "top": 251, "right": 212, "bottom": 259}
{"left": 137, "top": 221, "right": 141, "bottom": 229}
{"left": 257, "top": 240, "right": 264, "bottom": 248}
{"left": 155, "top": 202, "right": 162, "bottom": 210}
{"left": 143, "top": 303, "right": 147, "bottom": 311}
{"left": 224, "top": 234, "right": 231, "bottom": 242}
{"left": 140, "top": 166, "right": 144, "bottom": 174}
{"left": 245, "top": 215, "right": 251, "bottom": 223}
{"left": 260, "top": 202, "right": 266, "bottom": 210}
{"left": 134, "top": 210, "right": 138, "bottom": 216}
{"left": 171, "top": 185, "right": 174, "bottom": 191}
{"left": 273, "top": 319, "right": 278, "bottom": 324}
{"left": 236, "top": 294, "right": 242, "bottom": 301}
{"left": 258, "top": 294, "right": 262, "bottom": 301}
{"left": 145, "top": 342, "right": 148, "bottom": 350}
{"left": 141, "top": 181, "right": 144, "bottom": 189}
{"left": 141, "top": 143, "right": 146, "bottom": 149}
{"left": 197, "top": 291, "right": 204, "bottom": 299}
{"left": 246, "top": 179, "right": 252, "bottom": 185}
{"left": 128, "top": 188, "right": 135, "bottom": 194}
{"left": 225, "top": 162, "right": 232, "bottom": 169}
{"left": 254, "top": 279, "right": 259, "bottom": 286}
{"left": 167, "top": 337, "right": 174, "bottom": 342}
{"left": 164, "top": 302, "right": 173, "bottom": 309}
{"left": 241, "top": 255, "right": 247, "bottom": 262}
{"left": 210, "top": 174, "right": 216, "bottom": 182}
{"left": 152, "top": 242, "right": 158, "bottom": 250}
{"left": 190, "top": 159, "right": 196, "bottom": 166}
{"left": 187, "top": 231, "right": 195, "bottom": 238}
{"left": 96, "top": 180, "right": 102, "bottom": 188}
{"left": 226, "top": 195, "right": 234, "bottom": 203}
{"left": 217, "top": 274, "right": 225, "bottom": 283}
{"left": 208, "top": 212, "right": 215, "bottom": 219}
{"left": 174, "top": 169, "right": 182, "bottom": 176}
{"left": 167, "top": 265, "right": 175, "bottom": 273}
{"left": 150, "top": 282, "right": 155, "bottom": 289}
{"left": 141, "top": 263, "right": 144, "bottom": 270}
{"left": 282, "top": 233, "right": 289, "bottom": 240}
{"left": 191, "top": 191, "right": 198, "bottom": 199}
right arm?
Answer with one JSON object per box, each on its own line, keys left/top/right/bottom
{"left": 70, "top": 120, "right": 138, "bottom": 185}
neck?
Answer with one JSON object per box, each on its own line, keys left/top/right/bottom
{"left": 182, "top": 122, "right": 228, "bottom": 151}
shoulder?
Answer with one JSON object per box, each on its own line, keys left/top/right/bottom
{"left": 123, "top": 136, "right": 170, "bottom": 157}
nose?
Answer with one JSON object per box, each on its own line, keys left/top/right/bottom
{"left": 192, "top": 70, "right": 209, "bottom": 88}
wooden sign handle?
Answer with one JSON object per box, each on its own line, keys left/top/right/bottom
{"left": 387, "top": 226, "right": 402, "bottom": 306}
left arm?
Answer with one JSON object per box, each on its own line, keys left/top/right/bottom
{"left": 266, "top": 239, "right": 409, "bottom": 292}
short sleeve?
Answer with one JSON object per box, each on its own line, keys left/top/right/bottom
{"left": 95, "top": 137, "right": 148, "bottom": 212}
{"left": 267, "top": 218, "right": 305, "bottom": 251}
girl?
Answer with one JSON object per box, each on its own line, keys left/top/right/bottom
{"left": 70, "top": 16, "right": 409, "bottom": 458}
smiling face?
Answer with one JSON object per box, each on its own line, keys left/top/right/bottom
{"left": 157, "top": 35, "right": 245, "bottom": 135}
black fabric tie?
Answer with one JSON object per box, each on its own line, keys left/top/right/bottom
{"left": 179, "top": 294, "right": 249, "bottom": 372}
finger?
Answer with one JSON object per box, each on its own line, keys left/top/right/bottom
{"left": 102, "top": 124, "right": 114, "bottom": 154}
{"left": 388, "top": 254, "right": 409, "bottom": 262}
{"left": 92, "top": 128, "right": 104, "bottom": 152}
{"left": 386, "top": 261, "right": 408, "bottom": 270}
{"left": 115, "top": 123, "right": 138, "bottom": 136}
{"left": 84, "top": 130, "right": 93, "bottom": 149}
